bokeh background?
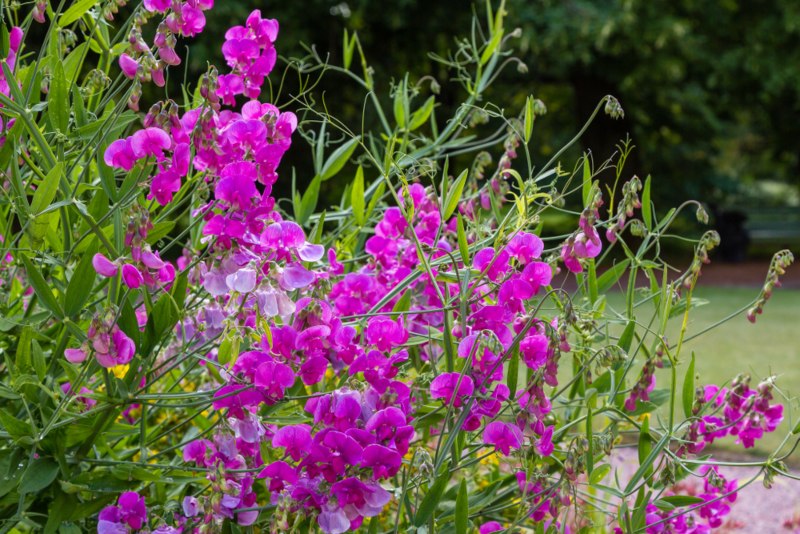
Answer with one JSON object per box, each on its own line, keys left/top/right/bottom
{"left": 179, "top": 0, "right": 800, "bottom": 231}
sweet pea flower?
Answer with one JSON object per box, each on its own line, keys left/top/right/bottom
{"left": 364, "top": 317, "right": 408, "bottom": 352}
{"left": 508, "top": 232, "right": 544, "bottom": 263}
{"left": 92, "top": 253, "right": 118, "bottom": 278}
{"left": 143, "top": 0, "right": 170, "bottom": 12}
{"left": 483, "top": 421, "right": 523, "bottom": 456}
{"left": 65, "top": 347, "right": 87, "bottom": 364}
{"left": 118, "top": 53, "right": 138, "bottom": 78}
{"left": 121, "top": 264, "right": 144, "bottom": 289}
{"left": 130, "top": 128, "right": 172, "bottom": 160}
{"left": 430, "top": 372, "right": 474, "bottom": 408}
{"left": 97, "top": 491, "right": 147, "bottom": 533}
{"left": 272, "top": 424, "right": 312, "bottom": 461}
{"left": 104, "top": 139, "right": 137, "bottom": 171}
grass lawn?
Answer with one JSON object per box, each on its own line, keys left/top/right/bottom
{"left": 600, "top": 287, "right": 800, "bottom": 458}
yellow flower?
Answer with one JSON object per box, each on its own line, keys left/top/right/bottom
{"left": 110, "top": 364, "right": 130, "bottom": 379}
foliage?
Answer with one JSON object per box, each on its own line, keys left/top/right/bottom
{"left": 0, "top": 1, "right": 796, "bottom": 534}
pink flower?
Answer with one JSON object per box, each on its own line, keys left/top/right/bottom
{"left": 179, "top": 4, "right": 206, "bottom": 36}
{"left": 430, "top": 372, "right": 474, "bottom": 407}
{"left": 65, "top": 348, "right": 87, "bottom": 363}
{"left": 483, "top": 421, "right": 523, "bottom": 456}
{"left": 272, "top": 425, "right": 311, "bottom": 461}
{"left": 143, "top": 0, "right": 170, "bottom": 12}
{"left": 364, "top": 317, "right": 408, "bottom": 352}
{"left": 104, "top": 139, "right": 137, "bottom": 171}
{"left": 508, "top": 232, "right": 544, "bottom": 263}
{"left": 92, "top": 253, "right": 118, "bottom": 277}
{"left": 94, "top": 327, "right": 136, "bottom": 368}
{"left": 118, "top": 53, "right": 138, "bottom": 78}
{"left": 130, "top": 128, "right": 171, "bottom": 160}
{"left": 121, "top": 264, "right": 144, "bottom": 289}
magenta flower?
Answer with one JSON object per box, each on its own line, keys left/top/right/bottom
{"left": 118, "top": 53, "right": 138, "bottom": 78}
{"left": 104, "top": 139, "right": 137, "bottom": 171}
{"left": 121, "top": 264, "right": 144, "bottom": 289}
{"left": 272, "top": 424, "right": 311, "bottom": 461}
{"left": 64, "top": 347, "right": 87, "bottom": 364}
{"left": 130, "top": 128, "right": 171, "bottom": 160}
{"left": 430, "top": 372, "right": 475, "bottom": 407}
{"left": 257, "top": 460, "right": 298, "bottom": 493}
{"left": 473, "top": 247, "right": 511, "bottom": 282}
{"left": 179, "top": 4, "right": 206, "bottom": 36}
{"left": 254, "top": 361, "right": 295, "bottom": 402}
{"left": 149, "top": 169, "right": 182, "bottom": 206}
{"left": 483, "top": 421, "right": 523, "bottom": 456}
{"left": 479, "top": 522, "right": 505, "bottom": 534}
{"left": 536, "top": 425, "right": 555, "bottom": 456}
{"left": 98, "top": 491, "right": 146, "bottom": 533}
{"left": 92, "top": 253, "right": 118, "bottom": 278}
{"left": 362, "top": 444, "right": 402, "bottom": 479}
{"left": 364, "top": 317, "right": 408, "bottom": 352}
{"left": 142, "top": 0, "right": 170, "bottom": 12}
{"left": 93, "top": 326, "right": 136, "bottom": 369}
{"left": 508, "top": 232, "right": 544, "bottom": 263}
{"left": 520, "top": 334, "right": 549, "bottom": 370}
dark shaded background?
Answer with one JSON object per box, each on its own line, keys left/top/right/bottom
{"left": 159, "top": 0, "right": 800, "bottom": 256}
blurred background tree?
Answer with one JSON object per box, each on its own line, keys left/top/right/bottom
{"left": 187, "top": 0, "right": 800, "bottom": 209}
{"left": 143, "top": 0, "right": 799, "bottom": 261}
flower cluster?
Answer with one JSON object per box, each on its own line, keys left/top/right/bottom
{"left": 16, "top": 2, "right": 784, "bottom": 532}
{"left": 683, "top": 376, "right": 783, "bottom": 453}
{"left": 120, "top": 0, "right": 214, "bottom": 108}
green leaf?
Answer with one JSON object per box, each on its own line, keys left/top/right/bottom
{"left": 20, "top": 255, "right": 65, "bottom": 319}
{"left": 31, "top": 163, "right": 64, "bottom": 215}
{"left": 48, "top": 61, "right": 69, "bottom": 133}
{"left": 320, "top": 137, "right": 360, "bottom": 181}
{"left": 588, "top": 259, "right": 598, "bottom": 304}
{"left": 455, "top": 479, "right": 468, "bottom": 534}
{"left": 64, "top": 243, "right": 97, "bottom": 317}
{"left": 342, "top": 29, "right": 356, "bottom": 70}
{"left": 392, "top": 290, "right": 412, "bottom": 314}
{"left": 682, "top": 352, "right": 696, "bottom": 419}
{"left": 366, "top": 181, "right": 385, "bottom": 222}
{"left": 586, "top": 406, "right": 594, "bottom": 474}
{"left": 393, "top": 79, "right": 407, "bottom": 129}
{"left": 618, "top": 319, "right": 636, "bottom": 353}
{"left": 443, "top": 169, "right": 468, "bottom": 220}
{"left": 31, "top": 340, "right": 46, "bottom": 381}
{"left": 409, "top": 96, "right": 435, "bottom": 131}
{"left": 456, "top": 214, "right": 469, "bottom": 264}
{"left": 642, "top": 175, "right": 652, "bottom": 230}
{"left": 58, "top": 0, "right": 98, "bottom": 27}
{"left": 414, "top": 471, "right": 449, "bottom": 526}
{"left": 480, "top": 28, "right": 504, "bottom": 66}
{"left": 589, "top": 464, "right": 612, "bottom": 486}
{"left": 638, "top": 415, "right": 653, "bottom": 484}
{"left": 297, "top": 176, "right": 321, "bottom": 226}
{"left": 0, "top": 25, "right": 8, "bottom": 59}
{"left": 506, "top": 346, "right": 519, "bottom": 399}
{"left": 597, "top": 259, "right": 631, "bottom": 293}
{"left": 19, "top": 459, "right": 59, "bottom": 494}
{"left": 0, "top": 409, "right": 34, "bottom": 442}
{"left": 524, "top": 95, "right": 534, "bottom": 143}
{"left": 351, "top": 165, "right": 365, "bottom": 225}
{"left": 652, "top": 495, "right": 704, "bottom": 514}
{"left": 582, "top": 155, "right": 592, "bottom": 206}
